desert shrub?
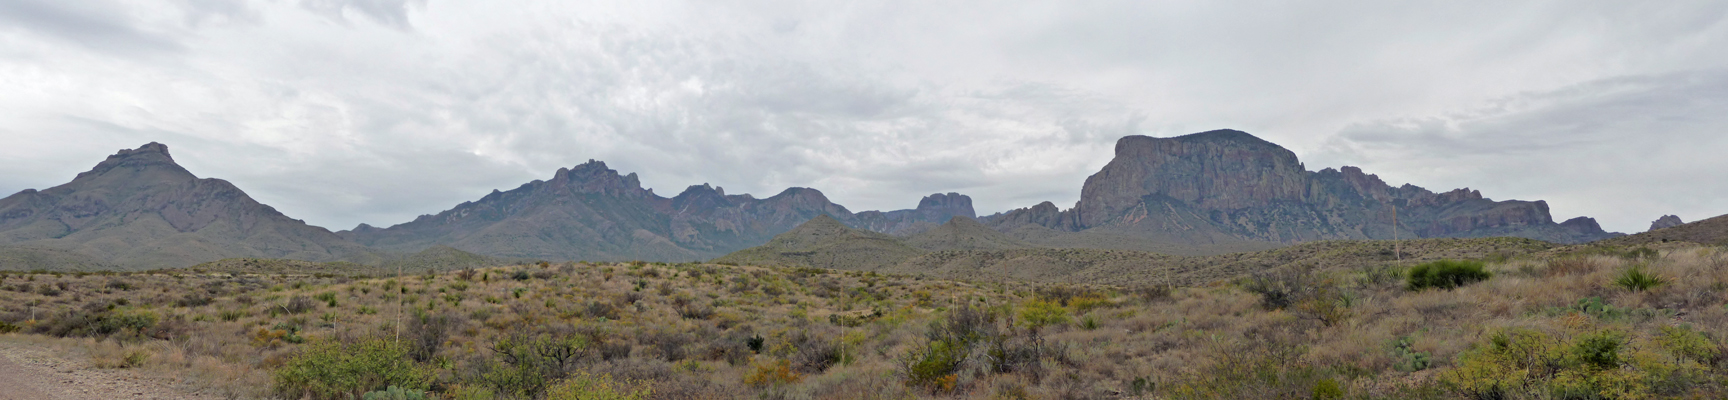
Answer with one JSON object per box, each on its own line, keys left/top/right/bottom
{"left": 314, "top": 292, "right": 340, "bottom": 307}
{"left": 1614, "top": 266, "right": 1666, "bottom": 292}
{"left": 1406, "top": 260, "right": 1491, "bottom": 291}
{"left": 1166, "top": 337, "right": 1333, "bottom": 399}
{"left": 284, "top": 296, "right": 317, "bottom": 314}
{"left": 644, "top": 329, "right": 694, "bottom": 361}
{"left": 1019, "top": 299, "right": 1069, "bottom": 331}
{"left": 273, "top": 338, "right": 434, "bottom": 400}
{"left": 743, "top": 358, "right": 803, "bottom": 387}
{"left": 790, "top": 333, "right": 841, "bottom": 374}
{"left": 1243, "top": 268, "right": 1315, "bottom": 309}
{"left": 475, "top": 333, "right": 591, "bottom": 398}
{"left": 175, "top": 293, "right": 214, "bottom": 308}
{"left": 511, "top": 270, "right": 532, "bottom": 281}
{"left": 1443, "top": 328, "right": 1710, "bottom": 399}
{"left": 676, "top": 304, "right": 715, "bottom": 320}
{"left": 105, "top": 279, "right": 133, "bottom": 291}
{"left": 0, "top": 320, "right": 18, "bottom": 333}
{"left": 899, "top": 339, "right": 966, "bottom": 392}
{"left": 409, "top": 312, "right": 461, "bottom": 362}
{"left": 361, "top": 386, "right": 427, "bottom": 400}
{"left": 545, "top": 372, "right": 651, "bottom": 400}
{"left": 1621, "top": 246, "right": 1660, "bottom": 260}
{"left": 1657, "top": 325, "right": 1722, "bottom": 367}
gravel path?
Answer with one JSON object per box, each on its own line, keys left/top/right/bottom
{"left": 0, "top": 338, "right": 227, "bottom": 400}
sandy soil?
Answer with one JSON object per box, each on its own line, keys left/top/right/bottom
{"left": 0, "top": 337, "right": 228, "bottom": 400}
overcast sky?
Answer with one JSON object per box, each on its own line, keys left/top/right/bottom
{"left": 2, "top": 1, "right": 1725, "bottom": 233}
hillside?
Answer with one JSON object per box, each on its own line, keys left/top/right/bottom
{"left": 1594, "top": 213, "right": 1728, "bottom": 246}
{"left": 719, "top": 215, "right": 1562, "bottom": 286}
{"left": 0, "top": 245, "right": 119, "bottom": 272}
{"left": 708, "top": 214, "right": 926, "bottom": 270}
{"left": 903, "top": 216, "right": 1035, "bottom": 251}
{"left": 0, "top": 143, "right": 386, "bottom": 270}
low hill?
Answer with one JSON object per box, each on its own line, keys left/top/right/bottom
{"left": 0, "top": 245, "right": 120, "bottom": 271}
{"left": 380, "top": 245, "right": 516, "bottom": 273}
{"left": 1594, "top": 213, "right": 1728, "bottom": 246}
{"left": 709, "top": 215, "right": 926, "bottom": 270}
{"left": 904, "top": 216, "right": 1035, "bottom": 251}
{"left": 717, "top": 216, "right": 1562, "bottom": 286}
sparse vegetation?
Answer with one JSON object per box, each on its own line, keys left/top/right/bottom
{"left": 0, "top": 244, "right": 1722, "bottom": 399}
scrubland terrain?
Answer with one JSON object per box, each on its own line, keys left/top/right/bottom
{"left": 0, "top": 243, "right": 1724, "bottom": 399}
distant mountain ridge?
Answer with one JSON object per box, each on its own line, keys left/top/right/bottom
{"left": 0, "top": 143, "right": 385, "bottom": 270}
{"left": 338, "top": 160, "right": 972, "bottom": 262}
{"left": 981, "top": 130, "right": 1622, "bottom": 249}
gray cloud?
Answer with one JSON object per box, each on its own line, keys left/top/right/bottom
{"left": 1, "top": 1, "right": 1725, "bottom": 234}
{"left": 0, "top": 0, "right": 184, "bottom": 55}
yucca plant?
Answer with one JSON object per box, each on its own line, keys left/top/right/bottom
{"left": 1614, "top": 266, "right": 1665, "bottom": 292}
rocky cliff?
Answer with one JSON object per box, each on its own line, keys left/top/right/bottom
{"left": 0, "top": 143, "right": 385, "bottom": 270}
{"left": 340, "top": 161, "right": 971, "bottom": 261}
{"left": 985, "top": 129, "right": 1621, "bottom": 247}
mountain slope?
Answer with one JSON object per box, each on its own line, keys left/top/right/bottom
{"left": 904, "top": 216, "right": 1035, "bottom": 251}
{"left": 1595, "top": 213, "right": 1728, "bottom": 246}
{"left": 982, "top": 130, "right": 1622, "bottom": 251}
{"left": 709, "top": 215, "right": 927, "bottom": 270}
{"left": 0, "top": 143, "right": 385, "bottom": 270}
{"left": 339, "top": 161, "right": 971, "bottom": 262}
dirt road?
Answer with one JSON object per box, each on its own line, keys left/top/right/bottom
{"left": 0, "top": 338, "right": 226, "bottom": 400}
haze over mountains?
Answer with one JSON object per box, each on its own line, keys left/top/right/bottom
{"left": 1, "top": 129, "right": 1681, "bottom": 271}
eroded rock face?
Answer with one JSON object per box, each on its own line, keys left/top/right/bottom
{"left": 986, "top": 130, "right": 1622, "bottom": 244}
{"left": 1649, "top": 215, "right": 1684, "bottom": 231}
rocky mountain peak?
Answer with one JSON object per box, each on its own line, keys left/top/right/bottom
{"left": 73, "top": 142, "right": 195, "bottom": 183}
{"left": 1649, "top": 215, "right": 1684, "bottom": 231}
{"left": 1078, "top": 130, "right": 1307, "bottom": 228}
{"left": 915, "top": 192, "right": 976, "bottom": 219}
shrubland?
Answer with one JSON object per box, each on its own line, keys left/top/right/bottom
{"left": 0, "top": 245, "right": 1723, "bottom": 399}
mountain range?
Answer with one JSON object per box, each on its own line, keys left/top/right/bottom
{"left": 2, "top": 129, "right": 1687, "bottom": 271}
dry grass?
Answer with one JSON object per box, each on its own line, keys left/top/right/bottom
{"left": 0, "top": 245, "right": 1722, "bottom": 399}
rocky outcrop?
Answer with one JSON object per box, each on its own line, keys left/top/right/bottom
{"left": 1649, "top": 215, "right": 1684, "bottom": 231}
{"left": 984, "top": 129, "right": 1622, "bottom": 245}
{"left": 340, "top": 161, "right": 970, "bottom": 261}
{"left": 0, "top": 143, "right": 384, "bottom": 270}
{"left": 853, "top": 193, "right": 977, "bottom": 235}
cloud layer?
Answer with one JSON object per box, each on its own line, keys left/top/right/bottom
{"left": 2, "top": 0, "right": 1725, "bottom": 233}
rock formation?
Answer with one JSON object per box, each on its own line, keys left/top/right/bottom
{"left": 1649, "top": 215, "right": 1684, "bottom": 231}
{"left": 984, "top": 129, "right": 1622, "bottom": 248}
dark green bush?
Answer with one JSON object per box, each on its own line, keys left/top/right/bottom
{"left": 273, "top": 338, "right": 433, "bottom": 400}
{"left": 1405, "top": 260, "right": 1491, "bottom": 290}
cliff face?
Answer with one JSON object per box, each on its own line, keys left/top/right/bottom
{"left": 986, "top": 130, "right": 1621, "bottom": 245}
{"left": 0, "top": 143, "right": 383, "bottom": 270}
{"left": 341, "top": 161, "right": 971, "bottom": 261}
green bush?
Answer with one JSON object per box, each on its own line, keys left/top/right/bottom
{"left": 545, "top": 372, "right": 650, "bottom": 400}
{"left": 900, "top": 338, "right": 967, "bottom": 392}
{"left": 273, "top": 338, "right": 434, "bottom": 400}
{"left": 361, "top": 386, "right": 427, "bottom": 400}
{"left": 1019, "top": 299, "right": 1069, "bottom": 331}
{"left": 1405, "top": 260, "right": 1491, "bottom": 290}
{"left": 1613, "top": 266, "right": 1666, "bottom": 292}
